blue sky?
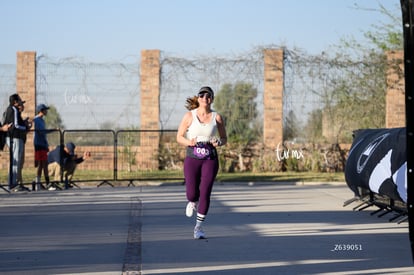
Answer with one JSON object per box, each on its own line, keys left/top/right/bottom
{"left": 0, "top": 0, "right": 401, "bottom": 64}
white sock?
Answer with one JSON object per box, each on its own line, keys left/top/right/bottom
{"left": 196, "top": 213, "right": 206, "bottom": 227}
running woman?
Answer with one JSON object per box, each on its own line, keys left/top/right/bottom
{"left": 177, "top": 86, "right": 227, "bottom": 239}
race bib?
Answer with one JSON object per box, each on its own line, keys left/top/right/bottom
{"left": 187, "top": 142, "right": 217, "bottom": 160}
{"left": 193, "top": 143, "right": 211, "bottom": 158}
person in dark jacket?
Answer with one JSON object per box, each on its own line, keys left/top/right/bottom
{"left": 47, "top": 142, "right": 91, "bottom": 189}
{"left": 3, "top": 94, "right": 32, "bottom": 191}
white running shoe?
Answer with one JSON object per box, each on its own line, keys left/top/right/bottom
{"left": 194, "top": 226, "right": 206, "bottom": 239}
{"left": 185, "top": 201, "right": 196, "bottom": 217}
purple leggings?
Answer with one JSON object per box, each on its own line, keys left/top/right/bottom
{"left": 184, "top": 157, "right": 219, "bottom": 215}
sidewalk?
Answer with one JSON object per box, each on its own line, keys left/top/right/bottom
{"left": 0, "top": 182, "right": 413, "bottom": 274}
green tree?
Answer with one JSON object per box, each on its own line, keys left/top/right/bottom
{"left": 213, "top": 82, "right": 260, "bottom": 172}
{"left": 304, "top": 3, "right": 401, "bottom": 143}
{"left": 213, "top": 82, "right": 259, "bottom": 142}
{"left": 42, "top": 105, "right": 65, "bottom": 146}
{"left": 44, "top": 105, "right": 65, "bottom": 129}
{"left": 317, "top": 52, "right": 387, "bottom": 143}
{"left": 303, "top": 109, "right": 323, "bottom": 143}
{"left": 351, "top": 2, "right": 402, "bottom": 51}
{"left": 283, "top": 110, "right": 300, "bottom": 141}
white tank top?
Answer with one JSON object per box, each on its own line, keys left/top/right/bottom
{"left": 186, "top": 109, "right": 218, "bottom": 142}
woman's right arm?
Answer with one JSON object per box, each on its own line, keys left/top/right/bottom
{"left": 177, "top": 112, "right": 196, "bottom": 147}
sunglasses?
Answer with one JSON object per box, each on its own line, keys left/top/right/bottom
{"left": 198, "top": 92, "right": 212, "bottom": 99}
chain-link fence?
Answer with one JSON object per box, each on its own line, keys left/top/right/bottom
{"left": 159, "top": 49, "right": 265, "bottom": 129}
{"left": 1, "top": 48, "right": 387, "bottom": 141}
{"left": 0, "top": 64, "right": 16, "bottom": 112}
{"left": 36, "top": 55, "right": 141, "bottom": 130}
{"left": 0, "top": 46, "right": 390, "bottom": 175}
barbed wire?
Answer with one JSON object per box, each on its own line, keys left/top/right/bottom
{"left": 0, "top": 45, "right": 392, "bottom": 144}
{"left": 35, "top": 55, "right": 141, "bottom": 130}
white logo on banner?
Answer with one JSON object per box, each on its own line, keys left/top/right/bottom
{"left": 356, "top": 133, "right": 390, "bottom": 174}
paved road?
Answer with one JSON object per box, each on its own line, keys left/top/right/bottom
{"left": 0, "top": 182, "right": 413, "bottom": 275}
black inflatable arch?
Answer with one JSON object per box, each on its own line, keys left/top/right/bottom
{"left": 345, "top": 128, "right": 406, "bottom": 204}
{"left": 401, "top": 0, "right": 414, "bottom": 262}
{"left": 344, "top": 1, "right": 414, "bottom": 261}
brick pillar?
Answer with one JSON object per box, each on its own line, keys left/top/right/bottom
{"left": 386, "top": 50, "right": 405, "bottom": 128}
{"left": 16, "top": 51, "right": 36, "bottom": 177}
{"left": 139, "top": 50, "right": 160, "bottom": 170}
{"left": 16, "top": 51, "right": 36, "bottom": 117}
{"left": 263, "top": 49, "right": 284, "bottom": 148}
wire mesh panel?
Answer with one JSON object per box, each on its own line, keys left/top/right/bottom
{"left": 283, "top": 49, "right": 387, "bottom": 144}
{"left": 43, "top": 129, "right": 63, "bottom": 149}
{"left": 116, "top": 130, "right": 182, "bottom": 181}
{"left": 36, "top": 56, "right": 141, "bottom": 130}
{"left": 116, "top": 130, "right": 141, "bottom": 180}
{"left": 0, "top": 64, "right": 16, "bottom": 112}
{"left": 62, "top": 130, "right": 115, "bottom": 183}
{"left": 159, "top": 50, "right": 265, "bottom": 131}
{"left": 283, "top": 50, "right": 325, "bottom": 137}
{"left": 0, "top": 46, "right": 391, "bottom": 175}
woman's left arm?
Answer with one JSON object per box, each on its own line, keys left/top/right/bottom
{"left": 215, "top": 113, "right": 227, "bottom": 146}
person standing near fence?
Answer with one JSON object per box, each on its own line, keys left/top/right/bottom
{"left": 3, "top": 94, "right": 32, "bottom": 191}
{"left": 176, "top": 86, "right": 227, "bottom": 239}
{"left": 33, "top": 104, "right": 51, "bottom": 191}
{"left": 15, "top": 102, "right": 31, "bottom": 190}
